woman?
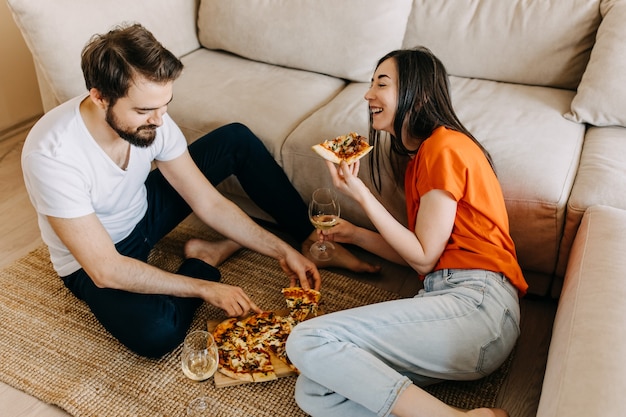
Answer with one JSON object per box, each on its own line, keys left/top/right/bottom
{"left": 285, "top": 47, "right": 527, "bottom": 417}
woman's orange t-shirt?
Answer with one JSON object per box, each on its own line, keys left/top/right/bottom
{"left": 404, "top": 127, "right": 528, "bottom": 296}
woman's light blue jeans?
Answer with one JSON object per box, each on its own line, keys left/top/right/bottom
{"left": 285, "top": 268, "right": 521, "bottom": 417}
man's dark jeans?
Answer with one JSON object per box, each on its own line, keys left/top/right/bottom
{"left": 62, "top": 123, "right": 312, "bottom": 357}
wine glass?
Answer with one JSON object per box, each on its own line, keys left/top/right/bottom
{"left": 181, "top": 330, "right": 219, "bottom": 382}
{"left": 308, "top": 188, "right": 340, "bottom": 261}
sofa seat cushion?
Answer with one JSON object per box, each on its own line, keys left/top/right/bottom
{"left": 283, "top": 77, "right": 584, "bottom": 293}
{"left": 537, "top": 205, "right": 626, "bottom": 417}
{"left": 170, "top": 49, "right": 346, "bottom": 159}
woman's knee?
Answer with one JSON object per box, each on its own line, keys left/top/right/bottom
{"left": 293, "top": 375, "right": 331, "bottom": 417}
{"left": 293, "top": 376, "right": 314, "bottom": 414}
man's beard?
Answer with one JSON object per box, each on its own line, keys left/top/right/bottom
{"left": 105, "top": 107, "right": 158, "bottom": 148}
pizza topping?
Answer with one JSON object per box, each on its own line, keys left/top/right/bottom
{"left": 322, "top": 132, "right": 367, "bottom": 158}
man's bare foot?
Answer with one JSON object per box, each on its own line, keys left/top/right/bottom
{"left": 466, "top": 408, "right": 509, "bottom": 417}
{"left": 303, "top": 237, "right": 381, "bottom": 273}
{"left": 184, "top": 238, "right": 242, "bottom": 267}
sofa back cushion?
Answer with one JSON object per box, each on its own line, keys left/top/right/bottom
{"left": 7, "top": 0, "right": 200, "bottom": 106}
{"left": 565, "top": 0, "right": 626, "bottom": 127}
{"left": 197, "top": 0, "right": 413, "bottom": 83}
{"left": 402, "top": 0, "right": 601, "bottom": 90}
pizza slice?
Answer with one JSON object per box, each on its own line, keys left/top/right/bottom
{"left": 212, "top": 318, "right": 255, "bottom": 382}
{"left": 262, "top": 314, "right": 299, "bottom": 371}
{"left": 243, "top": 312, "right": 282, "bottom": 381}
{"left": 282, "top": 287, "right": 322, "bottom": 322}
{"left": 276, "top": 318, "right": 300, "bottom": 371}
{"left": 312, "top": 132, "right": 373, "bottom": 164}
{"left": 249, "top": 347, "right": 277, "bottom": 382}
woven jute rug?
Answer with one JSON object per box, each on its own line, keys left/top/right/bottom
{"left": 0, "top": 222, "right": 513, "bottom": 416}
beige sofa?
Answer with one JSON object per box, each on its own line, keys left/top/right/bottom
{"left": 7, "top": 0, "right": 626, "bottom": 415}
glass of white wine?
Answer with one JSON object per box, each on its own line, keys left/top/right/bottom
{"left": 181, "top": 330, "right": 219, "bottom": 382}
{"left": 308, "top": 188, "right": 340, "bottom": 261}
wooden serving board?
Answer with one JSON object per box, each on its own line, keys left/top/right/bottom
{"left": 207, "top": 309, "right": 298, "bottom": 388}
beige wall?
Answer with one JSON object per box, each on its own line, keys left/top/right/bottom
{"left": 0, "top": 0, "right": 42, "bottom": 134}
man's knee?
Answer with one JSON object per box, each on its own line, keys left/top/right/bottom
{"left": 211, "top": 122, "right": 256, "bottom": 145}
{"left": 121, "top": 319, "right": 188, "bottom": 358}
{"left": 107, "top": 296, "right": 201, "bottom": 359}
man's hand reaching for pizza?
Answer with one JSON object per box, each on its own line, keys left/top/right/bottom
{"left": 278, "top": 250, "right": 321, "bottom": 292}
{"left": 202, "top": 281, "right": 262, "bottom": 317}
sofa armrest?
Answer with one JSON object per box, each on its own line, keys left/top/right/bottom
{"left": 556, "top": 125, "right": 626, "bottom": 282}
{"left": 537, "top": 205, "right": 626, "bottom": 417}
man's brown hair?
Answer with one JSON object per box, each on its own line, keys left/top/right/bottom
{"left": 81, "top": 23, "right": 183, "bottom": 106}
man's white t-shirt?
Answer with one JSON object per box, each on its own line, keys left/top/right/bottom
{"left": 22, "top": 95, "right": 188, "bottom": 276}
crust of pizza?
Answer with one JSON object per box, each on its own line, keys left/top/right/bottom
{"left": 218, "top": 366, "right": 254, "bottom": 383}
{"left": 213, "top": 317, "right": 237, "bottom": 334}
{"left": 312, "top": 132, "right": 373, "bottom": 164}
{"left": 311, "top": 144, "right": 343, "bottom": 164}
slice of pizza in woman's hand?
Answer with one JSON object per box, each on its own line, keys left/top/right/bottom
{"left": 312, "top": 132, "right": 373, "bottom": 164}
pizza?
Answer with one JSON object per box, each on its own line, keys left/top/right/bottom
{"left": 312, "top": 132, "right": 373, "bottom": 164}
{"left": 212, "top": 312, "right": 294, "bottom": 383}
{"left": 211, "top": 287, "right": 321, "bottom": 383}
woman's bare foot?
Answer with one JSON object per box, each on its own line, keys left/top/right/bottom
{"left": 302, "top": 237, "right": 381, "bottom": 273}
{"left": 184, "top": 238, "right": 242, "bottom": 267}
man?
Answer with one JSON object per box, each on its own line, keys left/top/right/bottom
{"left": 22, "top": 23, "right": 375, "bottom": 358}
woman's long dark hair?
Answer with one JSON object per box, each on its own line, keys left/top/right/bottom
{"left": 369, "top": 47, "right": 495, "bottom": 192}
